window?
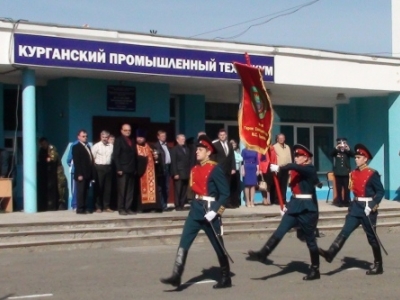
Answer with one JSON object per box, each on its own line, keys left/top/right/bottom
{"left": 3, "top": 88, "right": 22, "bottom": 130}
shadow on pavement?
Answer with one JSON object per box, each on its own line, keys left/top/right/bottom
{"left": 322, "top": 256, "right": 371, "bottom": 276}
{"left": 163, "top": 266, "right": 236, "bottom": 292}
{"left": 0, "top": 294, "right": 14, "bottom": 300}
{"left": 251, "top": 260, "right": 310, "bottom": 280}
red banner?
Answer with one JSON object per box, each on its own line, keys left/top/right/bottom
{"left": 235, "top": 61, "right": 273, "bottom": 155}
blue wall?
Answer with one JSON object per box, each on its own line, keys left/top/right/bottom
{"left": 39, "top": 78, "right": 170, "bottom": 149}
{"left": 67, "top": 78, "right": 170, "bottom": 142}
{"left": 337, "top": 95, "right": 400, "bottom": 199}
{"left": 178, "top": 94, "right": 205, "bottom": 138}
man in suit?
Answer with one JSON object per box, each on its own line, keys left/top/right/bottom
{"left": 72, "top": 130, "right": 94, "bottom": 214}
{"left": 153, "top": 130, "right": 171, "bottom": 210}
{"left": 113, "top": 124, "right": 138, "bottom": 216}
{"left": 170, "top": 134, "right": 191, "bottom": 211}
{"left": 330, "top": 137, "right": 354, "bottom": 207}
{"left": 212, "top": 129, "right": 236, "bottom": 207}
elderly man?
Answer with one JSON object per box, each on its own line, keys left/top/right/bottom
{"left": 92, "top": 130, "right": 114, "bottom": 213}
{"left": 113, "top": 124, "right": 138, "bottom": 216}
{"left": 136, "top": 128, "right": 162, "bottom": 212}
{"left": 170, "top": 134, "right": 190, "bottom": 211}
{"left": 271, "top": 133, "right": 292, "bottom": 204}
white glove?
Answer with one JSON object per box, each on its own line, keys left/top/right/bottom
{"left": 204, "top": 210, "right": 217, "bottom": 222}
{"left": 280, "top": 206, "right": 287, "bottom": 217}
{"left": 270, "top": 164, "right": 280, "bottom": 172}
{"left": 364, "top": 205, "right": 371, "bottom": 216}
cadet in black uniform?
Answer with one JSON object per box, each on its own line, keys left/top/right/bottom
{"left": 247, "top": 144, "right": 321, "bottom": 281}
{"left": 319, "top": 144, "right": 385, "bottom": 275}
{"left": 160, "top": 135, "right": 232, "bottom": 289}
{"left": 330, "top": 138, "right": 354, "bottom": 207}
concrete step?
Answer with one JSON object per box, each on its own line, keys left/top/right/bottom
{"left": 0, "top": 221, "right": 398, "bottom": 253}
{"left": 2, "top": 207, "right": 397, "bottom": 232}
{"left": 0, "top": 212, "right": 399, "bottom": 249}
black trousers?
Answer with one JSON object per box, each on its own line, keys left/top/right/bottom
{"left": 117, "top": 173, "right": 135, "bottom": 211}
{"left": 76, "top": 179, "right": 90, "bottom": 213}
{"left": 334, "top": 175, "right": 350, "bottom": 203}
{"left": 157, "top": 164, "right": 170, "bottom": 209}
{"left": 173, "top": 179, "right": 188, "bottom": 209}
{"left": 230, "top": 172, "right": 241, "bottom": 207}
{"left": 94, "top": 164, "right": 112, "bottom": 210}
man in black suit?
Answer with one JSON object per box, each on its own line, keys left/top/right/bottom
{"left": 153, "top": 130, "right": 172, "bottom": 210}
{"left": 113, "top": 124, "right": 138, "bottom": 216}
{"left": 170, "top": 134, "right": 191, "bottom": 211}
{"left": 72, "top": 130, "right": 94, "bottom": 214}
{"left": 212, "top": 129, "right": 236, "bottom": 208}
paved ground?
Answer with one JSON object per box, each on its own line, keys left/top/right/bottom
{"left": 1, "top": 200, "right": 400, "bottom": 224}
{"left": 1, "top": 232, "right": 399, "bottom": 300}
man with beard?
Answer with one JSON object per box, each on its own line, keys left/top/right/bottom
{"left": 135, "top": 129, "right": 162, "bottom": 212}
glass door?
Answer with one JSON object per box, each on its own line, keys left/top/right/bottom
{"left": 296, "top": 127, "right": 311, "bottom": 149}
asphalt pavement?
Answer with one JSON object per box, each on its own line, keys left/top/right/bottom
{"left": 1, "top": 231, "right": 400, "bottom": 300}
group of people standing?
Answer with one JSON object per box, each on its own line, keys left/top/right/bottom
{"left": 69, "top": 125, "right": 190, "bottom": 215}
{"left": 228, "top": 133, "right": 292, "bottom": 208}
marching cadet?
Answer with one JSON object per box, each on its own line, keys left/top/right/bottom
{"left": 247, "top": 144, "right": 321, "bottom": 281}
{"left": 160, "top": 135, "right": 232, "bottom": 289}
{"left": 330, "top": 138, "right": 354, "bottom": 207}
{"left": 319, "top": 144, "right": 385, "bottom": 275}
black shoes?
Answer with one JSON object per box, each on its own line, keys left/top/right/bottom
{"left": 366, "top": 261, "right": 383, "bottom": 275}
{"left": 160, "top": 248, "right": 188, "bottom": 288}
{"left": 248, "top": 235, "right": 281, "bottom": 262}
{"left": 366, "top": 245, "right": 383, "bottom": 275}
{"left": 119, "top": 210, "right": 127, "bottom": 216}
{"left": 126, "top": 210, "right": 137, "bottom": 215}
{"left": 318, "top": 234, "right": 347, "bottom": 263}
{"left": 213, "top": 255, "right": 232, "bottom": 289}
{"left": 303, "top": 265, "right": 320, "bottom": 281}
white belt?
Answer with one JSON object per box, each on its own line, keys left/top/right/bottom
{"left": 195, "top": 195, "right": 215, "bottom": 209}
{"left": 293, "top": 194, "right": 313, "bottom": 199}
{"left": 354, "top": 197, "right": 373, "bottom": 202}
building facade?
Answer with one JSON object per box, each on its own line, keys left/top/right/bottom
{"left": 1, "top": 19, "right": 400, "bottom": 212}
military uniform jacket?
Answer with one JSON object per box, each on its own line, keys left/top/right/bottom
{"left": 349, "top": 165, "right": 384, "bottom": 217}
{"left": 188, "top": 160, "right": 229, "bottom": 221}
{"left": 281, "top": 163, "right": 319, "bottom": 214}
{"left": 330, "top": 148, "right": 354, "bottom": 176}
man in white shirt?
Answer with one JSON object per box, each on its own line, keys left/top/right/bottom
{"left": 272, "top": 133, "right": 292, "bottom": 204}
{"left": 92, "top": 130, "right": 114, "bottom": 212}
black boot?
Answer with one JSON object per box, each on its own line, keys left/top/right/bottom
{"left": 318, "top": 234, "right": 346, "bottom": 263}
{"left": 303, "top": 249, "right": 320, "bottom": 281}
{"left": 160, "top": 247, "right": 188, "bottom": 287}
{"left": 213, "top": 255, "right": 232, "bottom": 289}
{"left": 248, "top": 235, "right": 281, "bottom": 262}
{"left": 366, "top": 245, "right": 383, "bottom": 275}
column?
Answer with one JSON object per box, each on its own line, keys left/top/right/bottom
{"left": 22, "top": 69, "right": 37, "bottom": 213}
{"left": 387, "top": 93, "right": 400, "bottom": 199}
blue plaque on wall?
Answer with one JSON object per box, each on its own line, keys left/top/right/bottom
{"left": 107, "top": 85, "right": 136, "bottom": 111}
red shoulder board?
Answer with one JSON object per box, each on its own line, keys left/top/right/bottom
{"left": 190, "top": 161, "right": 217, "bottom": 195}
{"left": 350, "top": 167, "right": 374, "bottom": 196}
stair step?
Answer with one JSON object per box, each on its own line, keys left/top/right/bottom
{"left": 0, "top": 221, "right": 399, "bottom": 252}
